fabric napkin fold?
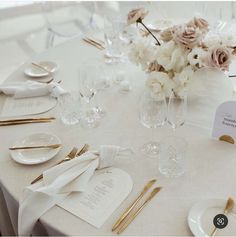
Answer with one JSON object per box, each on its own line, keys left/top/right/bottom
{"left": 18, "top": 145, "right": 133, "bottom": 236}
{"left": 0, "top": 80, "right": 67, "bottom": 99}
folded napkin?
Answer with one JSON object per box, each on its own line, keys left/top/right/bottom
{"left": 18, "top": 145, "right": 133, "bottom": 236}
{"left": 0, "top": 80, "right": 67, "bottom": 99}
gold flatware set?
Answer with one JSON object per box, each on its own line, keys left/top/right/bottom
{"left": 0, "top": 117, "right": 55, "bottom": 126}
{"left": 30, "top": 144, "right": 89, "bottom": 184}
{"left": 112, "top": 179, "right": 162, "bottom": 234}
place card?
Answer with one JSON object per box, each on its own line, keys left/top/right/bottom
{"left": 57, "top": 168, "right": 133, "bottom": 228}
{"left": 0, "top": 96, "right": 57, "bottom": 118}
{"left": 212, "top": 101, "right": 236, "bottom": 144}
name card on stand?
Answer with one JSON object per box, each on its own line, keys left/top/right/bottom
{"left": 212, "top": 101, "right": 236, "bottom": 144}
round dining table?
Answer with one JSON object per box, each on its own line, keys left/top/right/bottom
{"left": 0, "top": 35, "right": 236, "bottom": 236}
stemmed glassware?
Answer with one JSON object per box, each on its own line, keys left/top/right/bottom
{"left": 167, "top": 90, "right": 187, "bottom": 133}
{"left": 104, "top": 16, "right": 125, "bottom": 64}
{"left": 78, "top": 63, "right": 101, "bottom": 128}
{"left": 139, "top": 91, "right": 167, "bottom": 157}
{"left": 158, "top": 90, "right": 188, "bottom": 178}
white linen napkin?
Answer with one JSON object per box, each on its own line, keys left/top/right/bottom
{"left": 0, "top": 80, "right": 67, "bottom": 99}
{"left": 18, "top": 145, "right": 133, "bottom": 236}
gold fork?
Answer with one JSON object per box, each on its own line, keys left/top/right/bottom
{"left": 76, "top": 144, "right": 89, "bottom": 156}
{"left": 31, "top": 147, "right": 78, "bottom": 184}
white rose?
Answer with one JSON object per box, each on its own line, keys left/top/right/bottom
{"left": 203, "top": 35, "right": 220, "bottom": 48}
{"left": 220, "top": 34, "right": 236, "bottom": 47}
{"left": 155, "top": 41, "right": 188, "bottom": 73}
{"left": 129, "top": 38, "right": 156, "bottom": 70}
{"left": 146, "top": 71, "right": 174, "bottom": 97}
{"left": 173, "top": 66, "right": 194, "bottom": 94}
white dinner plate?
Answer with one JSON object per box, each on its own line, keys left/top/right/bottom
{"left": 188, "top": 199, "right": 236, "bottom": 237}
{"left": 24, "top": 61, "right": 59, "bottom": 78}
{"left": 10, "top": 133, "right": 61, "bottom": 165}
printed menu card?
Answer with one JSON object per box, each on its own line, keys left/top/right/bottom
{"left": 212, "top": 101, "right": 236, "bottom": 144}
{"left": 0, "top": 96, "right": 57, "bottom": 117}
{"left": 57, "top": 168, "right": 133, "bottom": 228}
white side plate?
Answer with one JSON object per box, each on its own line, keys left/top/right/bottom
{"left": 10, "top": 133, "right": 61, "bottom": 165}
{"left": 24, "top": 61, "right": 59, "bottom": 78}
{"left": 188, "top": 199, "right": 236, "bottom": 236}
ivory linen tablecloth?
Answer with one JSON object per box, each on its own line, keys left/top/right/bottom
{"left": 0, "top": 37, "right": 236, "bottom": 236}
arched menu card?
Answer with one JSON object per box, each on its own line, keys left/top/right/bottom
{"left": 212, "top": 101, "right": 236, "bottom": 144}
{"left": 57, "top": 168, "right": 133, "bottom": 228}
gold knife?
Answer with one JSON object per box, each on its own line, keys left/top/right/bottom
{"left": 112, "top": 179, "right": 156, "bottom": 231}
{"left": 85, "top": 37, "right": 105, "bottom": 49}
{"left": 9, "top": 144, "right": 61, "bottom": 150}
{"left": 117, "top": 187, "right": 162, "bottom": 235}
{"left": 32, "top": 62, "right": 52, "bottom": 74}
{"left": 0, "top": 117, "right": 55, "bottom": 123}
{"left": 82, "top": 38, "right": 104, "bottom": 50}
{"left": 0, "top": 120, "right": 53, "bottom": 126}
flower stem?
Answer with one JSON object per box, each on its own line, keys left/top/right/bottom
{"left": 137, "top": 18, "right": 161, "bottom": 45}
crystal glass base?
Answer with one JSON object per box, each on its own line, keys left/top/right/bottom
{"left": 141, "top": 141, "right": 160, "bottom": 157}
{"left": 158, "top": 136, "right": 187, "bottom": 178}
{"left": 80, "top": 108, "right": 100, "bottom": 129}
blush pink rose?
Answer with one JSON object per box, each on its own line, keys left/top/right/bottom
{"left": 204, "top": 46, "right": 232, "bottom": 71}
{"left": 187, "top": 17, "right": 209, "bottom": 33}
{"left": 173, "top": 25, "right": 202, "bottom": 49}
{"left": 160, "top": 26, "right": 177, "bottom": 42}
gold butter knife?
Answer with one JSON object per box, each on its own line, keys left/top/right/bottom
{"left": 32, "top": 62, "right": 52, "bottom": 74}
{"left": 82, "top": 38, "right": 104, "bottom": 50}
{"left": 117, "top": 187, "right": 162, "bottom": 235}
{"left": 210, "top": 197, "right": 234, "bottom": 237}
{"left": 0, "top": 120, "right": 53, "bottom": 126}
{"left": 0, "top": 117, "right": 55, "bottom": 123}
{"left": 112, "top": 179, "right": 156, "bottom": 231}
{"left": 85, "top": 37, "right": 105, "bottom": 49}
{"left": 9, "top": 144, "right": 61, "bottom": 150}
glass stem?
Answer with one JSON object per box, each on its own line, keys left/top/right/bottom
{"left": 172, "top": 127, "right": 176, "bottom": 137}
{"left": 151, "top": 127, "right": 155, "bottom": 142}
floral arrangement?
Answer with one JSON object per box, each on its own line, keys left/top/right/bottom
{"left": 127, "top": 8, "right": 236, "bottom": 98}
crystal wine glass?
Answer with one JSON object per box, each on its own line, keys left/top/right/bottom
{"left": 78, "top": 64, "right": 101, "bottom": 128}
{"left": 168, "top": 90, "right": 187, "bottom": 132}
{"left": 139, "top": 91, "right": 167, "bottom": 157}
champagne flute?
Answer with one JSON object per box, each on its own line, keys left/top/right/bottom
{"left": 78, "top": 64, "right": 100, "bottom": 128}
{"left": 168, "top": 90, "right": 187, "bottom": 133}
{"left": 139, "top": 91, "right": 167, "bottom": 157}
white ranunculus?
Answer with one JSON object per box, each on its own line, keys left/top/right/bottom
{"left": 173, "top": 66, "right": 194, "bottom": 94}
{"left": 129, "top": 38, "right": 156, "bottom": 70}
{"left": 220, "top": 34, "right": 236, "bottom": 47}
{"left": 203, "top": 35, "right": 220, "bottom": 48}
{"left": 187, "top": 47, "right": 207, "bottom": 67}
{"left": 146, "top": 71, "right": 174, "bottom": 97}
{"left": 155, "top": 41, "right": 188, "bottom": 73}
